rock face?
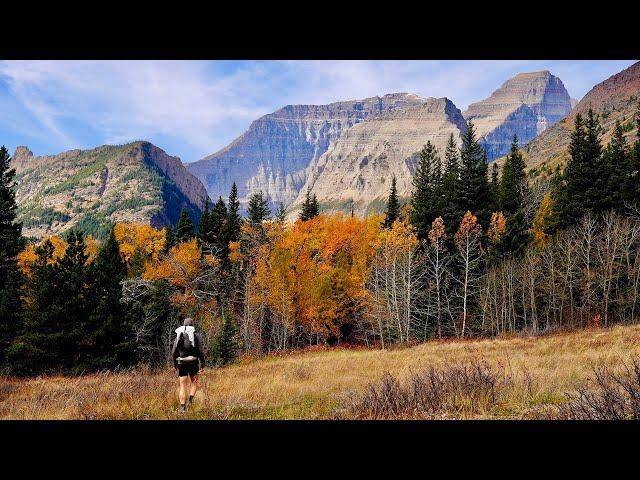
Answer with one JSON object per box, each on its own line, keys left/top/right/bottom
{"left": 516, "top": 61, "right": 640, "bottom": 172}
{"left": 14, "top": 141, "right": 209, "bottom": 239}
{"left": 464, "top": 71, "right": 572, "bottom": 160}
{"left": 186, "top": 93, "right": 425, "bottom": 212}
{"left": 288, "top": 97, "right": 467, "bottom": 218}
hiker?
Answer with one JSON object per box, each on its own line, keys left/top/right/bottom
{"left": 172, "top": 317, "right": 205, "bottom": 412}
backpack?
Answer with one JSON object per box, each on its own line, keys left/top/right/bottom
{"left": 180, "top": 330, "right": 194, "bottom": 352}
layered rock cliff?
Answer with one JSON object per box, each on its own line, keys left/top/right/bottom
{"left": 464, "top": 71, "right": 572, "bottom": 160}
{"left": 14, "top": 141, "right": 209, "bottom": 239}
{"left": 186, "top": 93, "right": 426, "bottom": 211}
{"left": 516, "top": 61, "right": 640, "bottom": 172}
{"left": 289, "top": 97, "right": 467, "bottom": 218}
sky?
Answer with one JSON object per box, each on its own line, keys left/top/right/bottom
{"left": 0, "top": 60, "right": 636, "bottom": 163}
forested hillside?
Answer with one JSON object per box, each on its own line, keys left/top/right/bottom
{"left": 1, "top": 98, "right": 639, "bottom": 376}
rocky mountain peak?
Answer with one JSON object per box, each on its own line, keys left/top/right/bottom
{"left": 187, "top": 92, "right": 427, "bottom": 212}
{"left": 464, "top": 71, "right": 572, "bottom": 160}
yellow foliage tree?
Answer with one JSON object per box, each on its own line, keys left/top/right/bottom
{"left": 532, "top": 193, "right": 554, "bottom": 247}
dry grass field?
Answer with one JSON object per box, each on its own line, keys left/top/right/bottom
{"left": 2, "top": 324, "right": 640, "bottom": 420}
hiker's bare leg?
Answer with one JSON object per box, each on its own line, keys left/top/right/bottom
{"left": 179, "top": 375, "right": 189, "bottom": 406}
{"left": 189, "top": 374, "right": 199, "bottom": 398}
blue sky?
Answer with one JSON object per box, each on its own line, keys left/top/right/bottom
{"left": 0, "top": 60, "right": 636, "bottom": 163}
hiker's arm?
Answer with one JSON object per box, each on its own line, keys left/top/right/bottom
{"left": 196, "top": 333, "right": 205, "bottom": 368}
{"left": 171, "top": 335, "right": 179, "bottom": 368}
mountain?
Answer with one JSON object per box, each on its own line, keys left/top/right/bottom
{"left": 464, "top": 71, "right": 573, "bottom": 160}
{"left": 186, "top": 93, "right": 426, "bottom": 212}
{"left": 288, "top": 97, "right": 467, "bottom": 218}
{"left": 13, "top": 141, "right": 209, "bottom": 239}
{"left": 517, "top": 61, "right": 640, "bottom": 173}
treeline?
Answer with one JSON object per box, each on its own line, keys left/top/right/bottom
{"left": 1, "top": 104, "right": 639, "bottom": 376}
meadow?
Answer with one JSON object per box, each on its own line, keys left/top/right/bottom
{"left": 2, "top": 323, "right": 640, "bottom": 420}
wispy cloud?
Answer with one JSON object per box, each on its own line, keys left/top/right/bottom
{"left": 0, "top": 60, "right": 635, "bottom": 162}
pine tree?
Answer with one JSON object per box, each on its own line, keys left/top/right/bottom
{"left": 410, "top": 141, "right": 438, "bottom": 240}
{"left": 299, "top": 189, "right": 320, "bottom": 221}
{"left": 197, "top": 199, "right": 215, "bottom": 246}
{"left": 276, "top": 202, "right": 287, "bottom": 223}
{"left": 220, "top": 183, "right": 242, "bottom": 271}
{"left": 222, "top": 183, "right": 241, "bottom": 243}
{"left": 211, "top": 310, "right": 238, "bottom": 367}
{"left": 603, "top": 120, "right": 629, "bottom": 211}
{"left": 499, "top": 135, "right": 528, "bottom": 215}
{"left": 458, "top": 121, "right": 492, "bottom": 229}
{"left": 497, "top": 135, "right": 531, "bottom": 256}
{"left": 85, "top": 227, "right": 130, "bottom": 370}
{"left": 175, "top": 207, "right": 195, "bottom": 243}
{"left": 211, "top": 196, "right": 228, "bottom": 254}
{"left": 247, "top": 190, "right": 271, "bottom": 224}
{"left": 441, "top": 133, "right": 462, "bottom": 236}
{"left": 9, "top": 231, "right": 90, "bottom": 375}
{"left": 0, "top": 146, "right": 25, "bottom": 363}
{"left": 383, "top": 176, "right": 400, "bottom": 228}
{"left": 630, "top": 102, "right": 640, "bottom": 205}
{"left": 555, "top": 110, "right": 605, "bottom": 228}
{"left": 490, "top": 162, "right": 500, "bottom": 213}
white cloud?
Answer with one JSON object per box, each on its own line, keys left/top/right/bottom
{"left": 0, "top": 60, "right": 636, "bottom": 162}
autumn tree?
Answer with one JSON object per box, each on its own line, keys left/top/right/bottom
{"left": 454, "top": 211, "right": 484, "bottom": 337}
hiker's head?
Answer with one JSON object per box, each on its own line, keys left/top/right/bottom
{"left": 183, "top": 317, "right": 194, "bottom": 327}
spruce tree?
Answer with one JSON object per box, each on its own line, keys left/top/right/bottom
{"left": 458, "top": 121, "right": 492, "bottom": 228}
{"left": 490, "top": 162, "right": 500, "bottom": 213}
{"left": 197, "top": 199, "right": 215, "bottom": 246}
{"left": 10, "top": 231, "right": 90, "bottom": 375}
{"left": 211, "top": 196, "right": 228, "bottom": 255}
{"left": 211, "top": 310, "right": 238, "bottom": 367}
{"left": 497, "top": 135, "right": 531, "bottom": 257}
{"left": 0, "top": 146, "right": 25, "bottom": 364}
{"left": 85, "top": 227, "right": 130, "bottom": 369}
{"left": 410, "top": 141, "right": 437, "bottom": 240}
{"left": 630, "top": 102, "right": 640, "bottom": 205}
{"left": 175, "top": 207, "right": 195, "bottom": 243}
{"left": 299, "top": 189, "right": 320, "bottom": 221}
{"left": 555, "top": 110, "right": 605, "bottom": 228}
{"left": 247, "top": 190, "right": 271, "bottom": 224}
{"left": 383, "top": 176, "right": 400, "bottom": 228}
{"left": 441, "top": 133, "right": 462, "bottom": 236}
{"left": 275, "top": 202, "right": 287, "bottom": 223}
{"left": 603, "top": 120, "right": 629, "bottom": 211}
{"left": 499, "top": 135, "right": 528, "bottom": 216}
{"left": 222, "top": 183, "right": 241, "bottom": 244}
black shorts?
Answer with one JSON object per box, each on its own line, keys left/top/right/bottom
{"left": 177, "top": 362, "right": 199, "bottom": 378}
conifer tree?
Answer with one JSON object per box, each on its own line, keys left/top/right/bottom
{"left": 175, "top": 207, "right": 195, "bottom": 243}
{"left": 603, "top": 120, "right": 629, "bottom": 211}
{"left": 497, "top": 135, "right": 531, "bottom": 256}
{"left": 275, "top": 202, "right": 287, "bottom": 223}
{"left": 0, "top": 146, "right": 25, "bottom": 363}
{"left": 410, "top": 141, "right": 438, "bottom": 240}
{"left": 299, "top": 189, "right": 320, "bottom": 221}
{"left": 197, "top": 199, "right": 215, "bottom": 246}
{"left": 222, "top": 183, "right": 241, "bottom": 244}
{"left": 499, "top": 135, "right": 528, "bottom": 215}
{"left": 85, "top": 227, "right": 130, "bottom": 369}
{"left": 383, "top": 176, "right": 400, "bottom": 228}
{"left": 211, "top": 310, "right": 238, "bottom": 367}
{"left": 211, "top": 196, "right": 228, "bottom": 253}
{"left": 247, "top": 190, "right": 271, "bottom": 224}
{"left": 441, "top": 133, "right": 463, "bottom": 236}
{"left": 490, "top": 162, "right": 500, "bottom": 213}
{"left": 10, "top": 231, "right": 90, "bottom": 374}
{"left": 555, "top": 110, "right": 605, "bottom": 228}
{"left": 458, "top": 121, "right": 492, "bottom": 228}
